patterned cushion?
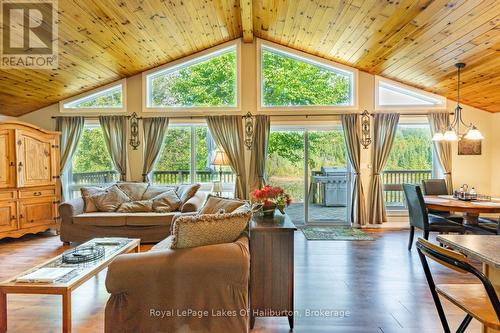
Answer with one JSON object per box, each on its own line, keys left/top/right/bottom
{"left": 152, "top": 190, "right": 182, "bottom": 213}
{"left": 170, "top": 208, "right": 252, "bottom": 249}
{"left": 116, "top": 182, "right": 149, "bottom": 201}
{"left": 117, "top": 200, "right": 153, "bottom": 213}
{"left": 80, "top": 186, "right": 106, "bottom": 213}
{"left": 176, "top": 183, "right": 201, "bottom": 205}
{"left": 199, "top": 194, "right": 246, "bottom": 214}
{"left": 142, "top": 185, "right": 177, "bottom": 200}
{"left": 90, "top": 185, "right": 131, "bottom": 212}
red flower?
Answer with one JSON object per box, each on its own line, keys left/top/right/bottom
{"left": 250, "top": 185, "right": 292, "bottom": 207}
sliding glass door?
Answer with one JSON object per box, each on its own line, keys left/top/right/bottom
{"left": 307, "top": 128, "right": 350, "bottom": 224}
{"left": 267, "top": 126, "right": 351, "bottom": 225}
{"left": 267, "top": 129, "right": 306, "bottom": 223}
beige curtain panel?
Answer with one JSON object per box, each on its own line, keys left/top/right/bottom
{"left": 99, "top": 116, "right": 128, "bottom": 181}
{"left": 248, "top": 115, "right": 270, "bottom": 192}
{"left": 368, "top": 113, "right": 400, "bottom": 224}
{"left": 428, "top": 112, "right": 453, "bottom": 194}
{"left": 341, "top": 114, "right": 367, "bottom": 226}
{"left": 142, "top": 117, "right": 169, "bottom": 182}
{"left": 56, "top": 116, "right": 85, "bottom": 200}
{"left": 207, "top": 115, "right": 248, "bottom": 199}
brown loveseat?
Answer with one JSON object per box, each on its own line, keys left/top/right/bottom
{"left": 105, "top": 236, "right": 250, "bottom": 333}
{"left": 104, "top": 198, "right": 251, "bottom": 333}
{"left": 59, "top": 183, "right": 206, "bottom": 244}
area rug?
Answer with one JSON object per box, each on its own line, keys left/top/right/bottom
{"left": 300, "top": 226, "right": 374, "bottom": 241}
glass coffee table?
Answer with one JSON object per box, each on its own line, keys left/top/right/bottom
{"left": 0, "top": 237, "right": 140, "bottom": 333}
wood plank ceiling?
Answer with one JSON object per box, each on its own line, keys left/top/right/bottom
{"left": 254, "top": 0, "right": 500, "bottom": 112}
{"left": 0, "top": 0, "right": 499, "bottom": 116}
{"left": 0, "top": 0, "right": 241, "bottom": 116}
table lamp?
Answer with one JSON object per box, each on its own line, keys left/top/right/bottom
{"left": 211, "top": 149, "right": 230, "bottom": 196}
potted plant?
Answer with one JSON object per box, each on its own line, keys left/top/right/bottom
{"left": 250, "top": 185, "right": 292, "bottom": 218}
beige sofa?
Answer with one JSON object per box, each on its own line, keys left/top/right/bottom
{"left": 59, "top": 184, "right": 206, "bottom": 244}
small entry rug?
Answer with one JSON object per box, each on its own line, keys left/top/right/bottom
{"left": 300, "top": 226, "right": 374, "bottom": 241}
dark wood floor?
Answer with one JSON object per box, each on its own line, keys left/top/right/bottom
{"left": 0, "top": 230, "right": 481, "bottom": 333}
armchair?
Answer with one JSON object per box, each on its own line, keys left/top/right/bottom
{"left": 105, "top": 236, "right": 250, "bottom": 333}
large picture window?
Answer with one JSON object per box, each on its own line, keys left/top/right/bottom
{"left": 145, "top": 45, "right": 238, "bottom": 110}
{"left": 259, "top": 43, "right": 355, "bottom": 109}
{"left": 383, "top": 123, "right": 435, "bottom": 209}
{"left": 67, "top": 122, "right": 118, "bottom": 198}
{"left": 153, "top": 125, "right": 235, "bottom": 193}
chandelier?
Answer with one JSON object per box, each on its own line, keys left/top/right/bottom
{"left": 432, "top": 63, "right": 484, "bottom": 142}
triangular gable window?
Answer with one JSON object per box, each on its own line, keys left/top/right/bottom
{"left": 146, "top": 45, "right": 237, "bottom": 108}
{"left": 63, "top": 84, "right": 123, "bottom": 109}
{"left": 260, "top": 45, "right": 354, "bottom": 107}
{"left": 377, "top": 79, "right": 445, "bottom": 107}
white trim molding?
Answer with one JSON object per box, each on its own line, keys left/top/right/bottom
{"left": 374, "top": 76, "right": 447, "bottom": 111}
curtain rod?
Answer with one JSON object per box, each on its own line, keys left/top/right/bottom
{"left": 51, "top": 111, "right": 453, "bottom": 120}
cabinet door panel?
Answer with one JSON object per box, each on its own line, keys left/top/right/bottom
{"left": 0, "top": 130, "right": 15, "bottom": 188}
{"left": 16, "top": 130, "right": 56, "bottom": 188}
{"left": 19, "top": 198, "right": 56, "bottom": 228}
{"left": 0, "top": 201, "right": 17, "bottom": 232}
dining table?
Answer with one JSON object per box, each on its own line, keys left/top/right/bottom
{"left": 437, "top": 235, "right": 500, "bottom": 333}
{"left": 424, "top": 195, "right": 500, "bottom": 225}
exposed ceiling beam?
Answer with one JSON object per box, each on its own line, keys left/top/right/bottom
{"left": 240, "top": 0, "right": 253, "bottom": 43}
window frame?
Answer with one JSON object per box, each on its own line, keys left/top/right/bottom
{"left": 142, "top": 40, "right": 241, "bottom": 113}
{"left": 257, "top": 39, "right": 359, "bottom": 113}
{"left": 151, "top": 121, "right": 235, "bottom": 193}
{"left": 374, "top": 76, "right": 446, "bottom": 111}
{"left": 59, "top": 79, "right": 127, "bottom": 114}
{"left": 66, "top": 120, "right": 119, "bottom": 198}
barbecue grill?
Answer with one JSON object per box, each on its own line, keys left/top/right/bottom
{"left": 311, "top": 167, "right": 348, "bottom": 207}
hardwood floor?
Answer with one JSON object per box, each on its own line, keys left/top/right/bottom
{"left": 0, "top": 230, "right": 482, "bottom": 333}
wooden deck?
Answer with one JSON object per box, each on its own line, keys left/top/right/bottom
{"left": 286, "top": 203, "right": 348, "bottom": 225}
{"left": 0, "top": 230, "right": 482, "bottom": 332}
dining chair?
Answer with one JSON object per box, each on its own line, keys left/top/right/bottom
{"left": 421, "top": 179, "right": 463, "bottom": 223}
{"left": 416, "top": 238, "right": 500, "bottom": 333}
{"left": 403, "top": 184, "right": 465, "bottom": 250}
{"left": 478, "top": 217, "right": 500, "bottom": 235}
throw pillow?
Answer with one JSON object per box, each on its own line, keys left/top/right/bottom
{"left": 142, "top": 185, "right": 177, "bottom": 200}
{"left": 80, "top": 186, "right": 106, "bottom": 213}
{"left": 199, "top": 194, "right": 246, "bottom": 214}
{"left": 116, "top": 182, "right": 148, "bottom": 201}
{"left": 170, "top": 208, "right": 252, "bottom": 249}
{"left": 152, "top": 190, "right": 182, "bottom": 213}
{"left": 176, "top": 183, "right": 201, "bottom": 205}
{"left": 117, "top": 200, "right": 154, "bottom": 213}
{"left": 90, "top": 185, "right": 131, "bottom": 212}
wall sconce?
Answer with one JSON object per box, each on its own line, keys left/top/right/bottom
{"left": 361, "top": 110, "right": 371, "bottom": 149}
{"left": 243, "top": 112, "right": 254, "bottom": 150}
{"left": 129, "top": 112, "right": 140, "bottom": 150}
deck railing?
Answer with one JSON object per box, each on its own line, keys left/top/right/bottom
{"left": 70, "top": 170, "right": 235, "bottom": 187}
{"left": 151, "top": 170, "right": 235, "bottom": 184}
{"left": 383, "top": 170, "right": 432, "bottom": 207}
{"left": 71, "top": 171, "right": 119, "bottom": 185}
{"left": 69, "top": 170, "right": 430, "bottom": 207}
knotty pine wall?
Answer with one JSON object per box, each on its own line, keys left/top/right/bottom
{"left": 17, "top": 39, "right": 499, "bottom": 223}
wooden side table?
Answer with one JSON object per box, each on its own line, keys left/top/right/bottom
{"left": 249, "top": 212, "right": 296, "bottom": 330}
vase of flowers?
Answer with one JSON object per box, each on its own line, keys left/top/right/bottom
{"left": 251, "top": 185, "right": 292, "bottom": 218}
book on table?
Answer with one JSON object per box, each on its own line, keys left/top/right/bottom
{"left": 16, "top": 268, "right": 75, "bottom": 283}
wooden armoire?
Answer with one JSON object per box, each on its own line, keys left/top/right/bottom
{"left": 0, "top": 120, "right": 60, "bottom": 239}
